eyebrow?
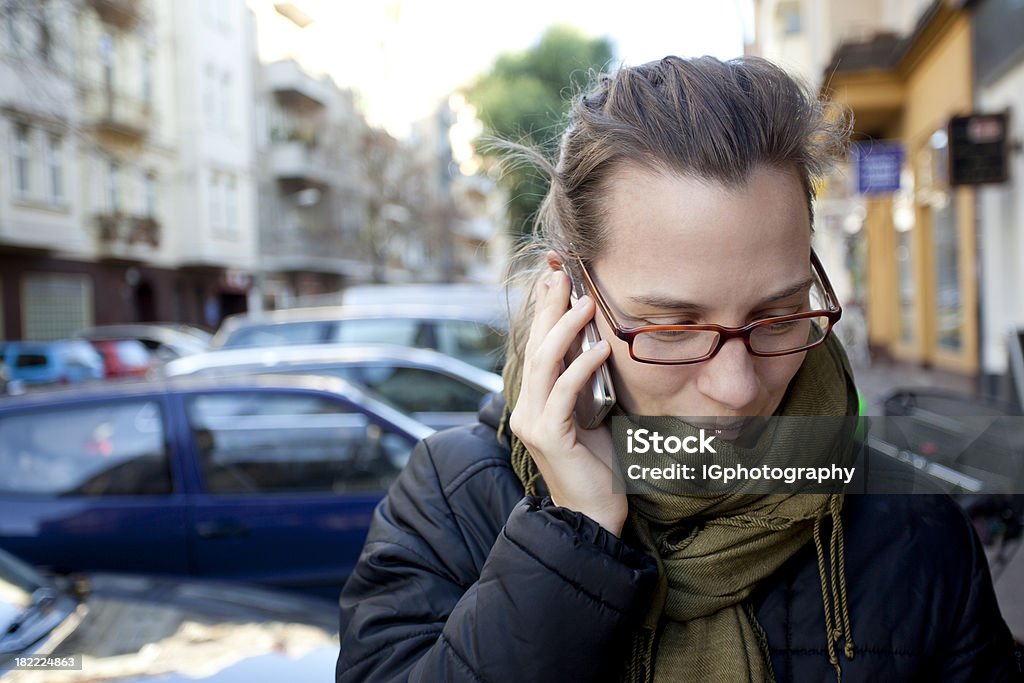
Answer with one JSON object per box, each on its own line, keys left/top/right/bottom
{"left": 625, "top": 278, "right": 815, "bottom": 316}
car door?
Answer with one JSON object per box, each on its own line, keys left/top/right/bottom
{"left": 0, "top": 395, "right": 190, "bottom": 575}
{"left": 178, "top": 387, "right": 416, "bottom": 595}
{"left": 342, "top": 363, "right": 491, "bottom": 430}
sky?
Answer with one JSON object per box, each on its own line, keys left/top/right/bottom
{"left": 251, "top": 0, "right": 753, "bottom": 137}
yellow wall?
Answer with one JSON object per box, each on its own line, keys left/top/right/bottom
{"left": 899, "top": 14, "right": 978, "bottom": 373}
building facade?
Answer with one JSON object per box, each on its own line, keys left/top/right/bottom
{"left": 0, "top": 0, "right": 258, "bottom": 339}
{"left": 825, "top": 1, "right": 980, "bottom": 375}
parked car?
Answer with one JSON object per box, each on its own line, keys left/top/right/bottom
{"left": 0, "top": 373, "right": 432, "bottom": 595}
{"left": 0, "top": 548, "right": 339, "bottom": 681}
{"left": 3, "top": 340, "right": 105, "bottom": 388}
{"left": 75, "top": 323, "right": 212, "bottom": 363}
{"left": 163, "top": 343, "right": 502, "bottom": 431}
{"left": 89, "top": 338, "right": 155, "bottom": 379}
{"left": 211, "top": 303, "right": 509, "bottom": 373}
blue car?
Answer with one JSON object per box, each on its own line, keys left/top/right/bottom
{"left": 3, "top": 339, "right": 105, "bottom": 387}
{"left": 0, "top": 374, "right": 433, "bottom": 596}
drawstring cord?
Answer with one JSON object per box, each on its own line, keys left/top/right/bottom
{"left": 813, "top": 494, "right": 856, "bottom": 682}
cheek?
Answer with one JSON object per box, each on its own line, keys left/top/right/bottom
{"left": 605, "top": 342, "right": 699, "bottom": 410}
{"left": 758, "top": 352, "right": 807, "bottom": 400}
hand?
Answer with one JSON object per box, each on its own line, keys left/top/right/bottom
{"left": 508, "top": 264, "right": 627, "bottom": 537}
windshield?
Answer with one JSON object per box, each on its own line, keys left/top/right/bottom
{"left": 0, "top": 551, "right": 44, "bottom": 636}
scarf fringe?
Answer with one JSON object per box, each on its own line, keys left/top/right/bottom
{"left": 813, "top": 494, "right": 856, "bottom": 682}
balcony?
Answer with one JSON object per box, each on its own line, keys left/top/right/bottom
{"left": 264, "top": 60, "right": 331, "bottom": 112}
{"left": 94, "top": 213, "right": 161, "bottom": 261}
{"left": 269, "top": 140, "right": 334, "bottom": 190}
{"left": 83, "top": 85, "right": 153, "bottom": 140}
{"left": 88, "top": 0, "right": 144, "bottom": 29}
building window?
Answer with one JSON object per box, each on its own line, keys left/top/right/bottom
{"left": 225, "top": 176, "right": 237, "bottom": 230}
{"left": 779, "top": 1, "right": 802, "bottom": 35}
{"left": 141, "top": 53, "right": 153, "bottom": 107}
{"left": 203, "top": 64, "right": 217, "bottom": 125}
{"left": 100, "top": 33, "right": 114, "bottom": 90}
{"left": 213, "top": 0, "right": 230, "bottom": 31}
{"left": 220, "top": 71, "right": 232, "bottom": 129}
{"left": 209, "top": 172, "right": 221, "bottom": 227}
{"left": 45, "top": 132, "right": 63, "bottom": 203}
{"left": 13, "top": 122, "right": 32, "bottom": 198}
{"left": 36, "top": 7, "right": 51, "bottom": 63}
{"left": 896, "top": 228, "right": 915, "bottom": 345}
{"left": 5, "top": 6, "right": 20, "bottom": 54}
{"left": 144, "top": 172, "right": 157, "bottom": 217}
{"left": 108, "top": 161, "right": 121, "bottom": 212}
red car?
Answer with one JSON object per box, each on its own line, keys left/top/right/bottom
{"left": 90, "top": 339, "right": 155, "bottom": 378}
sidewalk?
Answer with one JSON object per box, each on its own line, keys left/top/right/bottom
{"left": 850, "top": 358, "right": 1024, "bottom": 641}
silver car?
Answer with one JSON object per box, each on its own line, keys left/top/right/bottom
{"left": 210, "top": 303, "right": 509, "bottom": 373}
{"left": 164, "top": 343, "right": 503, "bottom": 430}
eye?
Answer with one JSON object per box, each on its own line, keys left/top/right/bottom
{"left": 760, "top": 320, "right": 802, "bottom": 335}
{"left": 647, "top": 329, "right": 694, "bottom": 341}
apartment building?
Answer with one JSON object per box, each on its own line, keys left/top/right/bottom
{"left": 253, "top": 57, "right": 374, "bottom": 307}
{"left": 0, "top": 0, "right": 258, "bottom": 338}
{"left": 166, "top": 0, "right": 258, "bottom": 326}
{"left": 1, "top": 0, "right": 96, "bottom": 340}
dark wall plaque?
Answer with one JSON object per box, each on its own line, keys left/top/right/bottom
{"left": 948, "top": 113, "right": 1009, "bottom": 186}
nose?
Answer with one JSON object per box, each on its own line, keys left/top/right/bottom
{"left": 695, "top": 337, "right": 761, "bottom": 411}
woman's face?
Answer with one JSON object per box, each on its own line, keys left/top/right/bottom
{"left": 588, "top": 163, "right": 813, "bottom": 427}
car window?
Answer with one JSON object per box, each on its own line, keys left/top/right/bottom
{"left": 0, "top": 401, "right": 171, "bottom": 496}
{"left": 13, "top": 354, "right": 49, "bottom": 369}
{"left": 434, "top": 321, "right": 506, "bottom": 372}
{"left": 186, "top": 391, "right": 412, "bottom": 495}
{"left": 345, "top": 365, "right": 486, "bottom": 414}
{"left": 333, "top": 319, "right": 421, "bottom": 347}
{"left": 223, "top": 322, "right": 329, "bottom": 348}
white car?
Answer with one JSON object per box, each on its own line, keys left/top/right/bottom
{"left": 164, "top": 343, "right": 503, "bottom": 430}
{"left": 211, "top": 302, "right": 510, "bottom": 373}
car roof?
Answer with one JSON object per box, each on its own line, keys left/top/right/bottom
{"left": 75, "top": 324, "right": 212, "bottom": 349}
{"left": 213, "top": 303, "right": 511, "bottom": 346}
{"left": 163, "top": 343, "right": 503, "bottom": 391}
{"left": 0, "top": 373, "right": 434, "bottom": 440}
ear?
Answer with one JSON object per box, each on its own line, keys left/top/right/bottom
{"left": 545, "top": 250, "right": 564, "bottom": 272}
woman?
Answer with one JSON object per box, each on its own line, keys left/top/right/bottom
{"left": 336, "top": 56, "right": 1016, "bottom": 682}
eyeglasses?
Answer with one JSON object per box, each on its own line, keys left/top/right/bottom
{"left": 575, "top": 250, "right": 842, "bottom": 365}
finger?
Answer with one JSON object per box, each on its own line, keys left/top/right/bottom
{"left": 525, "top": 270, "right": 570, "bottom": 359}
{"left": 546, "top": 336, "right": 612, "bottom": 422}
{"left": 531, "top": 293, "right": 600, "bottom": 379}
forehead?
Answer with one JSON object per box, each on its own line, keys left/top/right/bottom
{"left": 593, "top": 164, "right": 812, "bottom": 305}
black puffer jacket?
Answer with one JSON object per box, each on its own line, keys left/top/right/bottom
{"left": 337, "top": 394, "right": 1019, "bottom": 682}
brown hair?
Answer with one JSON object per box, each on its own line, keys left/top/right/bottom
{"left": 500, "top": 55, "right": 851, "bottom": 392}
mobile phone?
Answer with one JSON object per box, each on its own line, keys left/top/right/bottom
{"left": 563, "top": 265, "right": 616, "bottom": 429}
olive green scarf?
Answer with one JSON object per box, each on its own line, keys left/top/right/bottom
{"left": 502, "top": 335, "right": 860, "bottom": 683}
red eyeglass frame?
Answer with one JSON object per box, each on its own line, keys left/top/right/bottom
{"left": 574, "top": 249, "right": 843, "bottom": 365}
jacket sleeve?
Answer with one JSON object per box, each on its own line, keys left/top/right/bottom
{"left": 336, "top": 437, "right": 658, "bottom": 683}
{"left": 933, "top": 504, "right": 1021, "bottom": 682}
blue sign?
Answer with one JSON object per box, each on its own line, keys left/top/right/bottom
{"left": 854, "top": 142, "right": 903, "bottom": 195}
